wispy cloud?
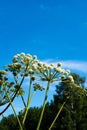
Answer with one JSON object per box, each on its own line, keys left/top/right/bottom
{"left": 40, "top": 4, "right": 49, "bottom": 10}
{"left": 39, "top": 4, "right": 64, "bottom": 15}
{"left": 62, "top": 61, "right": 87, "bottom": 73}
{"left": 42, "top": 59, "right": 87, "bottom": 74}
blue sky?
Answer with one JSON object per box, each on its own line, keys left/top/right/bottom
{"left": 0, "top": 0, "right": 87, "bottom": 116}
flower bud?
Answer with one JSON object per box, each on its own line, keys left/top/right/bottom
{"left": 29, "top": 69, "right": 34, "bottom": 74}
{"left": 57, "top": 62, "right": 62, "bottom": 67}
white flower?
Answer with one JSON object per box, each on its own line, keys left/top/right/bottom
{"left": 21, "top": 60, "right": 25, "bottom": 64}
{"left": 20, "top": 52, "right": 25, "bottom": 56}
{"left": 43, "top": 63, "right": 47, "bottom": 67}
{"left": 26, "top": 54, "right": 32, "bottom": 59}
{"left": 38, "top": 62, "right": 43, "bottom": 67}
{"left": 29, "top": 69, "right": 34, "bottom": 74}
{"left": 25, "top": 56, "right": 31, "bottom": 61}
{"left": 50, "top": 72, "right": 53, "bottom": 76}
{"left": 57, "top": 62, "right": 62, "bottom": 67}
{"left": 32, "top": 65, "right": 37, "bottom": 70}
{"left": 16, "top": 54, "right": 20, "bottom": 57}
{"left": 68, "top": 76, "right": 74, "bottom": 83}
{"left": 61, "top": 69, "right": 66, "bottom": 74}
{"left": 65, "top": 69, "right": 71, "bottom": 75}
{"left": 68, "top": 75, "right": 73, "bottom": 80}
{"left": 13, "top": 55, "right": 18, "bottom": 59}
{"left": 0, "top": 70, "right": 8, "bottom": 75}
{"left": 55, "top": 67, "right": 63, "bottom": 73}
{"left": 48, "top": 65, "right": 53, "bottom": 70}
{"left": 12, "top": 57, "right": 18, "bottom": 63}
{"left": 50, "top": 64, "right": 54, "bottom": 67}
{"left": 61, "top": 75, "right": 66, "bottom": 80}
{"left": 33, "top": 55, "right": 37, "bottom": 59}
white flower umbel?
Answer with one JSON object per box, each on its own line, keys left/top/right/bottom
{"left": 36, "top": 62, "right": 74, "bottom": 130}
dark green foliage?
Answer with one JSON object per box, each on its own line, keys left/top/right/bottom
{"left": 40, "top": 103, "right": 54, "bottom": 130}
{"left": 50, "top": 73, "right": 87, "bottom": 130}
{"left": 24, "top": 107, "right": 41, "bottom": 130}
{"left": 0, "top": 114, "right": 18, "bottom": 130}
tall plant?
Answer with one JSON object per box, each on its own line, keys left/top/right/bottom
{"left": 0, "top": 53, "right": 74, "bottom": 130}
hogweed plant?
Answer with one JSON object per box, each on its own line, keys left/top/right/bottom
{"left": 0, "top": 53, "right": 75, "bottom": 130}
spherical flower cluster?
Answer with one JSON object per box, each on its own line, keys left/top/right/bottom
{"left": 0, "top": 70, "right": 7, "bottom": 75}
{"left": 67, "top": 75, "right": 74, "bottom": 83}
{"left": 36, "top": 61, "right": 74, "bottom": 83}
{"left": 33, "top": 83, "right": 45, "bottom": 91}
{"left": 6, "top": 53, "right": 38, "bottom": 77}
{"left": 0, "top": 70, "right": 15, "bottom": 106}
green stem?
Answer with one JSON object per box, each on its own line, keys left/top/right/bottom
{"left": 48, "top": 101, "right": 66, "bottom": 130}
{"left": 36, "top": 81, "right": 50, "bottom": 130}
{"left": 0, "top": 73, "right": 25, "bottom": 115}
{"left": 0, "top": 65, "right": 29, "bottom": 116}
{"left": 22, "top": 77, "right": 33, "bottom": 125}
{"left": 21, "top": 95, "right": 26, "bottom": 108}
{"left": 14, "top": 75, "right": 26, "bottom": 108}
{"left": 4, "top": 87, "right": 23, "bottom": 130}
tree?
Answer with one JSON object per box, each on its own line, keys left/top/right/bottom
{"left": 50, "top": 73, "right": 87, "bottom": 130}
{"left": 0, "top": 114, "right": 18, "bottom": 130}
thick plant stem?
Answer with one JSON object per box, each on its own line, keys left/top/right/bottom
{"left": 22, "top": 91, "right": 35, "bottom": 126}
{"left": 4, "top": 87, "right": 23, "bottom": 130}
{"left": 22, "top": 77, "right": 32, "bottom": 125}
{"left": 48, "top": 101, "right": 66, "bottom": 130}
{"left": 36, "top": 81, "right": 50, "bottom": 130}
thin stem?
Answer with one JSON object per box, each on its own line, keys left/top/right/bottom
{"left": 51, "top": 71, "right": 57, "bottom": 80}
{"left": 21, "top": 95, "right": 26, "bottom": 108}
{"left": 0, "top": 76, "right": 25, "bottom": 116}
{"left": 4, "top": 87, "right": 23, "bottom": 130}
{"left": 22, "top": 76, "right": 33, "bottom": 125}
{"left": 36, "top": 81, "right": 50, "bottom": 130}
{"left": 48, "top": 101, "right": 66, "bottom": 130}
{"left": 0, "top": 66, "right": 28, "bottom": 116}
{"left": 14, "top": 75, "right": 26, "bottom": 108}
{"left": 20, "top": 91, "right": 35, "bottom": 114}
{"left": 38, "top": 68, "right": 48, "bottom": 79}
